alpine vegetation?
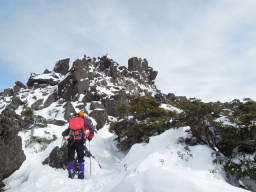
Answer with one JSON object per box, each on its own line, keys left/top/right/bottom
{"left": 0, "top": 55, "right": 255, "bottom": 192}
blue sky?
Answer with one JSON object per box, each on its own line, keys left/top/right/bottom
{"left": 0, "top": 0, "right": 255, "bottom": 102}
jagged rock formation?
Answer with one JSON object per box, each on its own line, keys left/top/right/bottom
{"left": 0, "top": 109, "right": 26, "bottom": 186}
{"left": 0, "top": 54, "right": 159, "bottom": 189}
{"left": 57, "top": 56, "right": 157, "bottom": 102}
{"left": 53, "top": 58, "right": 70, "bottom": 75}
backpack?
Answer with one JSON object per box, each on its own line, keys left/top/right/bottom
{"left": 69, "top": 116, "right": 85, "bottom": 140}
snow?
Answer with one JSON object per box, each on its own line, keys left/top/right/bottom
{"left": 4, "top": 126, "right": 247, "bottom": 192}
{"left": 160, "top": 103, "right": 183, "bottom": 113}
{"left": 215, "top": 116, "right": 237, "bottom": 127}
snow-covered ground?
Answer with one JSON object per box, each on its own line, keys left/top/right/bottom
{"left": 4, "top": 125, "right": 247, "bottom": 192}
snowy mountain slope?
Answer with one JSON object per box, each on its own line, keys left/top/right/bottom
{"left": 1, "top": 55, "right": 252, "bottom": 192}
{"left": 4, "top": 126, "right": 248, "bottom": 192}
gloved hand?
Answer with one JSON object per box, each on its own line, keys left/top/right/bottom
{"left": 63, "top": 137, "right": 68, "bottom": 142}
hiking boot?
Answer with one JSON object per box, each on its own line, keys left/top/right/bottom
{"left": 78, "top": 163, "right": 84, "bottom": 179}
{"left": 67, "top": 161, "right": 75, "bottom": 179}
{"left": 68, "top": 170, "right": 76, "bottom": 179}
{"left": 78, "top": 171, "right": 84, "bottom": 179}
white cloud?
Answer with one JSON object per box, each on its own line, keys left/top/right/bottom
{"left": 0, "top": 0, "right": 255, "bottom": 102}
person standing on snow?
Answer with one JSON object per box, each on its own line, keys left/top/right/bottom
{"left": 62, "top": 112, "right": 95, "bottom": 179}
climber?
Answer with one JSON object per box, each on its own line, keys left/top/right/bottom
{"left": 62, "top": 111, "right": 95, "bottom": 179}
{"left": 154, "top": 93, "right": 162, "bottom": 102}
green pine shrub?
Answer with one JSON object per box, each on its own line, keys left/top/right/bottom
{"left": 110, "top": 96, "right": 177, "bottom": 151}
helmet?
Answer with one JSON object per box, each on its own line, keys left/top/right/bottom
{"left": 77, "top": 112, "right": 85, "bottom": 117}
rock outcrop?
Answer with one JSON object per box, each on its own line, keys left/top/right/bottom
{"left": 0, "top": 109, "right": 26, "bottom": 186}
{"left": 53, "top": 58, "right": 70, "bottom": 75}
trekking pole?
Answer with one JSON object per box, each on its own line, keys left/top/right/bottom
{"left": 89, "top": 141, "right": 92, "bottom": 176}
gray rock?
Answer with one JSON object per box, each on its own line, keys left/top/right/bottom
{"left": 15, "top": 81, "right": 26, "bottom": 89}
{"left": 149, "top": 70, "right": 158, "bottom": 81}
{"left": 43, "top": 143, "right": 91, "bottom": 170}
{"left": 99, "top": 56, "right": 112, "bottom": 71}
{"left": 31, "top": 99, "right": 44, "bottom": 110}
{"left": 57, "top": 74, "right": 75, "bottom": 101}
{"left": 238, "top": 140, "right": 256, "bottom": 154}
{"left": 44, "top": 92, "right": 57, "bottom": 108}
{"left": 128, "top": 57, "right": 140, "bottom": 71}
{"left": 53, "top": 58, "right": 70, "bottom": 75}
{"left": 6, "top": 97, "right": 23, "bottom": 111}
{"left": 72, "top": 59, "right": 90, "bottom": 94}
{"left": 102, "top": 98, "right": 117, "bottom": 117}
{"left": 47, "top": 119, "right": 66, "bottom": 126}
{"left": 89, "top": 109, "right": 107, "bottom": 130}
{"left": 42, "top": 144, "right": 68, "bottom": 169}
{"left": 13, "top": 81, "right": 26, "bottom": 94}
{"left": 64, "top": 102, "right": 76, "bottom": 120}
{"left": 3, "top": 88, "right": 13, "bottom": 97}
{"left": 27, "top": 73, "right": 59, "bottom": 87}
{"left": 90, "top": 101, "right": 104, "bottom": 110}
{"left": 43, "top": 69, "right": 51, "bottom": 74}
{"left": 0, "top": 109, "right": 26, "bottom": 183}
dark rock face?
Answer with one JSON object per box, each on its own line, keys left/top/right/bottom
{"left": 238, "top": 140, "right": 256, "bottom": 154}
{"left": 13, "top": 81, "right": 26, "bottom": 94}
{"left": 47, "top": 119, "right": 66, "bottom": 126}
{"left": 90, "top": 101, "right": 104, "bottom": 110}
{"left": 43, "top": 143, "right": 91, "bottom": 170}
{"left": 102, "top": 98, "right": 117, "bottom": 117}
{"left": 2, "top": 88, "right": 13, "bottom": 97}
{"left": 43, "top": 144, "right": 68, "bottom": 169}
{"left": 58, "top": 59, "right": 91, "bottom": 101}
{"left": 72, "top": 59, "right": 91, "bottom": 93}
{"left": 89, "top": 109, "right": 107, "bottom": 130}
{"left": 0, "top": 109, "right": 26, "bottom": 184}
{"left": 57, "top": 56, "right": 158, "bottom": 101}
{"left": 31, "top": 99, "right": 44, "bottom": 110}
{"left": 6, "top": 97, "right": 23, "bottom": 111}
{"left": 27, "top": 73, "right": 61, "bottom": 88}
{"left": 64, "top": 102, "right": 76, "bottom": 120}
{"left": 57, "top": 75, "right": 74, "bottom": 101}
{"left": 43, "top": 69, "right": 51, "bottom": 74}
{"left": 44, "top": 92, "right": 57, "bottom": 108}
{"left": 128, "top": 57, "right": 158, "bottom": 83}
{"left": 54, "top": 58, "right": 70, "bottom": 75}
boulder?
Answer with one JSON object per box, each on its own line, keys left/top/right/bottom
{"left": 27, "top": 73, "right": 60, "bottom": 88}
{"left": 6, "top": 97, "right": 23, "bottom": 111}
{"left": 47, "top": 119, "right": 66, "bottom": 126}
{"left": 42, "top": 144, "right": 68, "bottom": 169}
{"left": 99, "top": 56, "right": 112, "bottom": 71}
{"left": 13, "top": 81, "right": 26, "bottom": 94}
{"left": 90, "top": 101, "right": 104, "bottom": 110}
{"left": 0, "top": 109, "right": 26, "bottom": 184}
{"left": 89, "top": 109, "right": 107, "bottom": 129}
{"left": 43, "top": 69, "right": 51, "bottom": 74}
{"left": 149, "top": 70, "right": 158, "bottom": 81}
{"left": 72, "top": 59, "right": 90, "bottom": 94}
{"left": 57, "top": 74, "right": 75, "bottom": 101}
{"left": 238, "top": 140, "right": 256, "bottom": 154}
{"left": 128, "top": 57, "right": 140, "bottom": 71}
{"left": 102, "top": 98, "right": 117, "bottom": 117}
{"left": 44, "top": 92, "right": 57, "bottom": 108}
{"left": 53, "top": 58, "right": 70, "bottom": 75}
{"left": 64, "top": 102, "right": 76, "bottom": 120}
{"left": 31, "top": 99, "right": 44, "bottom": 110}
{"left": 43, "top": 143, "right": 91, "bottom": 169}
{"left": 2, "top": 88, "right": 13, "bottom": 97}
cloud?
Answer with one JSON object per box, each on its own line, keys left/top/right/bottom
{"left": 0, "top": 0, "right": 255, "bottom": 102}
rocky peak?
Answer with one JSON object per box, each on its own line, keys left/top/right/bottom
{"left": 53, "top": 58, "right": 70, "bottom": 75}
{"left": 57, "top": 55, "right": 158, "bottom": 101}
{"left": 128, "top": 57, "right": 158, "bottom": 82}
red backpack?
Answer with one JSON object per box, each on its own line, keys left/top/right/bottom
{"left": 69, "top": 116, "right": 85, "bottom": 140}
